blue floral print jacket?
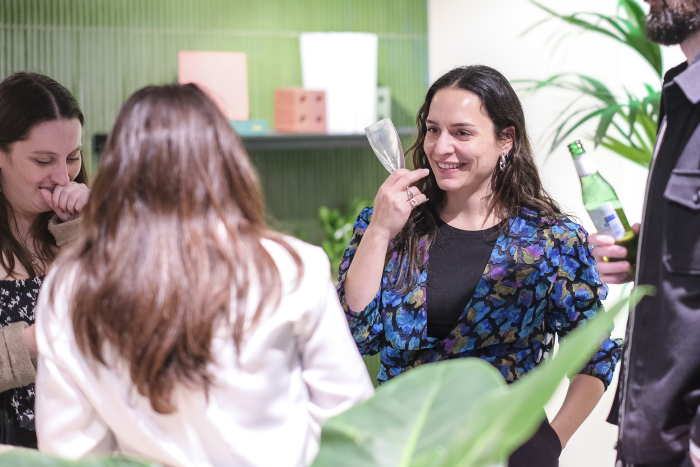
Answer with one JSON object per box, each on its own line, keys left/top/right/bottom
{"left": 337, "top": 207, "right": 623, "bottom": 388}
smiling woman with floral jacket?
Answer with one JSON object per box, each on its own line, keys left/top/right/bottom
{"left": 338, "top": 66, "right": 621, "bottom": 467}
{"left": 338, "top": 206, "right": 621, "bottom": 387}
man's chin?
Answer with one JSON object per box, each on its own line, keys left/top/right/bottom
{"left": 645, "top": 4, "right": 700, "bottom": 45}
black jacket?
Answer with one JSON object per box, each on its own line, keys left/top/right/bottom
{"left": 610, "top": 54, "right": 700, "bottom": 465}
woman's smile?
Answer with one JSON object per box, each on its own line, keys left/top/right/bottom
{"left": 436, "top": 161, "right": 465, "bottom": 171}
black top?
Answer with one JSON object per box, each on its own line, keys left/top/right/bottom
{"left": 610, "top": 55, "right": 700, "bottom": 464}
{"left": 426, "top": 218, "right": 500, "bottom": 339}
{"left": 0, "top": 276, "right": 44, "bottom": 449}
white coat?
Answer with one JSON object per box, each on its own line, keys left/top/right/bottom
{"left": 35, "top": 238, "right": 374, "bottom": 467}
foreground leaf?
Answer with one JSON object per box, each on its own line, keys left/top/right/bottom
{"left": 313, "top": 357, "right": 506, "bottom": 467}
{"left": 447, "top": 286, "right": 650, "bottom": 467}
{"left": 0, "top": 449, "right": 159, "bottom": 467}
{"left": 315, "top": 287, "right": 651, "bottom": 467}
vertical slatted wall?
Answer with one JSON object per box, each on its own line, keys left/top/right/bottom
{"left": 0, "top": 0, "right": 428, "bottom": 244}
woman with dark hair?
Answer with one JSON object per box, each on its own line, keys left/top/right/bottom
{"left": 0, "top": 72, "right": 89, "bottom": 448}
{"left": 338, "top": 65, "right": 621, "bottom": 465}
{"left": 34, "top": 84, "right": 373, "bottom": 466}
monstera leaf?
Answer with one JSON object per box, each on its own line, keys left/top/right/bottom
{"left": 0, "top": 448, "right": 158, "bottom": 466}
{"left": 313, "top": 288, "right": 649, "bottom": 467}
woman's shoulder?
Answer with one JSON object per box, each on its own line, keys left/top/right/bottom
{"left": 518, "top": 208, "right": 588, "bottom": 237}
{"left": 262, "top": 235, "right": 330, "bottom": 283}
{"left": 34, "top": 261, "right": 80, "bottom": 333}
{"left": 516, "top": 207, "right": 587, "bottom": 241}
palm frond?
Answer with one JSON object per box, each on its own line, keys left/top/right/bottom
{"left": 600, "top": 136, "right": 651, "bottom": 168}
{"left": 515, "top": 74, "right": 617, "bottom": 104}
{"left": 619, "top": 0, "right": 647, "bottom": 29}
{"left": 521, "top": 0, "right": 662, "bottom": 167}
{"left": 550, "top": 107, "right": 612, "bottom": 153}
{"left": 527, "top": 0, "right": 663, "bottom": 78}
{"left": 594, "top": 106, "right": 621, "bottom": 146}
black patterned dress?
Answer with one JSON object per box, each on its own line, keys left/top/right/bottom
{"left": 0, "top": 276, "right": 43, "bottom": 448}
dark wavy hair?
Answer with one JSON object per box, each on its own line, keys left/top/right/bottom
{"left": 0, "top": 72, "right": 88, "bottom": 278}
{"left": 389, "top": 65, "right": 563, "bottom": 293}
{"left": 54, "top": 84, "right": 302, "bottom": 414}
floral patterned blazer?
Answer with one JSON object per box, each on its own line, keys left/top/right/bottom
{"left": 337, "top": 207, "right": 623, "bottom": 388}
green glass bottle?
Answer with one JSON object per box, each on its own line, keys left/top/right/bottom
{"left": 568, "top": 140, "right": 638, "bottom": 266}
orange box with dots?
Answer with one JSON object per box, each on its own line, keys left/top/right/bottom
{"left": 274, "top": 88, "right": 326, "bottom": 133}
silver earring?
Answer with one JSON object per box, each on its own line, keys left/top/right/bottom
{"left": 499, "top": 153, "right": 507, "bottom": 171}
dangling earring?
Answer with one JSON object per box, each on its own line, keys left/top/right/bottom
{"left": 499, "top": 152, "right": 507, "bottom": 171}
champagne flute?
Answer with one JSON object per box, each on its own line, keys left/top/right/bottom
{"left": 365, "top": 118, "right": 405, "bottom": 173}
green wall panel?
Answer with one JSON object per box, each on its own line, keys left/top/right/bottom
{"left": 0, "top": 0, "right": 428, "bottom": 244}
{"left": 249, "top": 133, "right": 416, "bottom": 245}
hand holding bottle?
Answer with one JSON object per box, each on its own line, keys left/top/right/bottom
{"left": 589, "top": 223, "right": 640, "bottom": 284}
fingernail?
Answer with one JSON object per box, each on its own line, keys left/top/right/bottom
{"left": 423, "top": 168, "right": 430, "bottom": 173}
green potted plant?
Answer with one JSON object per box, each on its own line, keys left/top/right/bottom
{"left": 520, "top": 0, "right": 661, "bottom": 168}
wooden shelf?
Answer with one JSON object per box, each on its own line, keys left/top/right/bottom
{"left": 241, "top": 127, "right": 416, "bottom": 151}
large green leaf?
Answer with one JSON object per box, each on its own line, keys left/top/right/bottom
{"left": 314, "top": 288, "right": 651, "bottom": 467}
{"left": 435, "top": 289, "right": 648, "bottom": 467}
{"left": 0, "top": 449, "right": 158, "bottom": 467}
{"left": 364, "top": 354, "right": 381, "bottom": 388}
{"left": 313, "top": 357, "right": 506, "bottom": 467}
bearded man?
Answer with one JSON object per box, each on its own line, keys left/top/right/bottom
{"left": 589, "top": 0, "right": 700, "bottom": 466}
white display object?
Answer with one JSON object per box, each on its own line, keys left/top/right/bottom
{"left": 300, "top": 32, "right": 378, "bottom": 134}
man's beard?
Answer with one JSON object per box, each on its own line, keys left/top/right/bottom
{"left": 645, "top": 1, "right": 700, "bottom": 45}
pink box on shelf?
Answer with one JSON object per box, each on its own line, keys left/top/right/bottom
{"left": 274, "top": 88, "right": 326, "bottom": 133}
{"left": 178, "top": 51, "right": 249, "bottom": 121}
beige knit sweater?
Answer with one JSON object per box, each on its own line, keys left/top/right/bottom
{"left": 0, "top": 216, "right": 81, "bottom": 391}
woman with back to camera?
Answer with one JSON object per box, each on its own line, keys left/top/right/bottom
{"left": 34, "top": 84, "right": 374, "bottom": 466}
{"left": 338, "top": 65, "right": 621, "bottom": 466}
{"left": 0, "top": 72, "right": 89, "bottom": 448}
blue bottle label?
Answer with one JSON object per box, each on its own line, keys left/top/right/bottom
{"left": 588, "top": 201, "right": 626, "bottom": 240}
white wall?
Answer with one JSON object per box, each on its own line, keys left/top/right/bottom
{"left": 428, "top": 1, "right": 685, "bottom": 466}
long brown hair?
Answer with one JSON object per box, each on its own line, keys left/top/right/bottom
{"left": 53, "top": 84, "right": 301, "bottom": 414}
{"left": 0, "top": 72, "right": 88, "bottom": 278}
{"left": 390, "top": 65, "right": 563, "bottom": 293}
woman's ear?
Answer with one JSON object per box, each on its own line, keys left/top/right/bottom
{"left": 499, "top": 126, "right": 515, "bottom": 154}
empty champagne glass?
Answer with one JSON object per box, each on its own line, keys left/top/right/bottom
{"left": 365, "top": 118, "right": 405, "bottom": 173}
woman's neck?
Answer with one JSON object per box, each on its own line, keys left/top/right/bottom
{"left": 440, "top": 188, "right": 501, "bottom": 231}
{"left": 10, "top": 210, "right": 38, "bottom": 253}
